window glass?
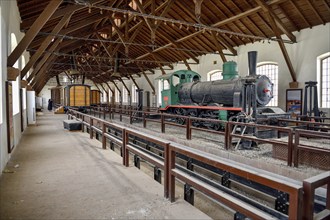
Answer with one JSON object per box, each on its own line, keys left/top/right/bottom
{"left": 210, "top": 71, "right": 222, "bottom": 81}
{"left": 115, "top": 87, "right": 120, "bottom": 103}
{"left": 131, "top": 84, "right": 137, "bottom": 103}
{"left": 11, "top": 33, "right": 20, "bottom": 115}
{"left": 320, "top": 56, "right": 330, "bottom": 108}
{"left": 122, "top": 87, "right": 128, "bottom": 103}
{"left": 256, "top": 63, "right": 278, "bottom": 106}
{"left": 207, "top": 70, "right": 222, "bottom": 81}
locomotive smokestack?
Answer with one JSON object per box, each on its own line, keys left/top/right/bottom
{"left": 248, "top": 51, "right": 257, "bottom": 76}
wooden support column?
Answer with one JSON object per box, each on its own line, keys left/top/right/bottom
{"left": 211, "top": 31, "right": 227, "bottom": 62}
{"left": 56, "top": 75, "right": 61, "bottom": 86}
{"left": 105, "top": 82, "right": 114, "bottom": 95}
{"left": 160, "top": 66, "right": 166, "bottom": 75}
{"left": 266, "top": 12, "right": 297, "bottom": 82}
{"left": 141, "top": 69, "right": 156, "bottom": 95}
{"left": 254, "top": 0, "right": 296, "bottom": 42}
{"left": 7, "top": 0, "right": 63, "bottom": 67}
{"left": 7, "top": 67, "right": 20, "bottom": 81}
{"left": 129, "top": 75, "right": 140, "bottom": 90}
{"left": 27, "top": 38, "right": 62, "bottom": 81}
{"left": 94, "top": 83, "right": 102, "bottom": 92}
{"left": 100, "top": 83, "right": 109, "bottom": 104}
{"left": 21, "top": 80, "right": 28, "bottom": 88}
{"left": 183, "top": 60, "right": 191, "bottom": 70}
{"left": 120, "top": 78, "right": 130, "bottom": 96}
{"left": 193, "top": 0, "right": 203, "bottom": 20}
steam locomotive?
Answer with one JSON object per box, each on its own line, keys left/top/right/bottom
{"left": 157, "top": 51, "right": 285, "bottom": 130}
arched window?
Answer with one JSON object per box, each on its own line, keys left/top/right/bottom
{"left": 102, "top": 89, "right": 107, "bottom": 103}
{"left": 131, "top": 84, "right": 138, "bottom": 103}
{"left": 122, "top": 86, "right": 128, "bottom": 103}
{"left": 257, "top": 63, "right": 278, "bottom": 106}
{"left": 108, "top": 89, "right": 113, "bottom": 101}
{"left": 318, "top": 54, "right": 330, "bottom": 108}
{"left": 115, "top": 87, "right": 120, "bottom": 103}
{"left": 207, "top": 70, "right": 223, "bottom": 81}
{"left": 21, "top": 56, "right": 26, "bottom": 110}
{"left": 11, "top": 33, "right": 20, "bottom": 115}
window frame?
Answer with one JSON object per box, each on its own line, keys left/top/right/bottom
{"left": 11, "top": 33, "right": 20, "bottom": 115}
{"left": 131, "top": 84, "right": 138, "bottom": 103}
{"left": 320, "top": 55, "right": 330, "bottom": 108}
{"left": 115, "top": 87, "right": 120, "bottom": 103}
{"left": 122, "top": 86, "right": 128, "bottom": 103}
{"left": 207, "top": 69, "right": 222, "bottom": 81}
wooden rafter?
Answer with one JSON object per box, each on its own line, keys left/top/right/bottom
{"left": 139, "top": 67, "right": 156, "bottom": 94}
{"left": 267, "top": 12, "right": 297, "bottom": 82}
{"left": 210, "top": 32, "right": 227, "bottom": 63}
{"left": 21, "top": 12, "right": 73, "bottom": 78}
{"left": 289, "top": 0, "right": 311, "bottom": 28}
{"left": 254, "top": 0, "right": 296, "bottom": 43}
{"left": 8, "top": 0, "right": 63, "bottom": 67}
{"left": 305, "top": 0, "right": 325, "bottom": 25}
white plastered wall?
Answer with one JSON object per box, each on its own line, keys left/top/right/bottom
{"left": 0, "top": 0, "right": 29, "bottom": 173}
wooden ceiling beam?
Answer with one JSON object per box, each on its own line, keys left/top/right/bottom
{"left": 21, "top": 4, "right": 81, "bottom": 31}
{"left": 154, "top": 0, "right": 175, "bottom": 30}
{"left": 183, "top": 59, "right": 191, "bottom": 70}
{"left": 105, "top": 82, "right": 114, "bottom": 95}
{"left": 30, "top": 57, "right": 57, "bottom": 88}
{"left": 27, "top": 38, "right": 62, "bottom": 82}
{"left": 111, "top": 81, "right": 121, "bottom": 96}
{"left": 210, "top": 32, "right": 227, "bottom": 63}
{"left": 267, "top": 12, "right": 297, "bottom": 82}
{"left": 321, "top": 0, "right": 330, "bottom": 13}
{"left": 20, "top": 0, "right": 108, "bottom": 30}
{"left": 139, "top": 67, "right": 156, "bottom": 94}
{"left": 254, "top": 0, "right": 296, "bottom": 42}
{"left": 129, "top": 75, "right": 140, "bottom": 91}
{"left": 134, "top": 0, "right": 155, "bottom": 33}
{"left": 29, "top": 13, "right": 109, "bottom": 49}
{"left": 306, "top": 0, "right": 326, "bottom": 25}
{"left": 109, "top": 17, "right": 127, "bottom": 46}
{"left": 289, "top": 0, "right": 312, "bottom": 28}
{"left": 28, "top": 25, "right": 108, "bottom": 84}
{"left": 218, "top": 1, "right": 267, "bottom": 38}
{"left": 7, "top": 0, "right": 63, "bottom": 67}
{"left": 276, "top": 5, "right": 299, "bottom": 31}
{"left": 119, "top": 78, "right": 130, "bottom": 96}
{"left": 21, "top": 12, "right": 73, "bottom": 79}
{"left": 97, "top": 34, "right": 113, "bottom": 58}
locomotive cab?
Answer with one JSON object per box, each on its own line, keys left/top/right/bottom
{"left": 156, "top": 70, "right": 201, "bottom": 108}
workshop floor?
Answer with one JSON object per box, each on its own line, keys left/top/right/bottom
{"left": 0, "top": 112, "right": 210, "bottom": 219}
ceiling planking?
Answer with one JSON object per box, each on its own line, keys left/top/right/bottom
{"left": 12, "top": 0, "right": 330, "bottom": 93}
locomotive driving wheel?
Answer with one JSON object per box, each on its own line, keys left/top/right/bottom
{"left": 187, "top": 109, "right": 199, "bottom": 127}
{"left": 174, "top": 108, "right": 186, "bottom": 125}
{"left": 212, "top": 122, "right": 221, "bottom": 131}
